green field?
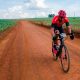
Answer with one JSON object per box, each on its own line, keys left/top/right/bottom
{"left": 0, "top": 17, "right": 80, "bottom": 32}
{"left": 29, "top": 17, "right": 80, "bottom": 30}
{"left": 0, "top": 19, "right": 16, "bottom": 32}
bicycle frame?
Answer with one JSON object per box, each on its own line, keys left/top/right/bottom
{"left": 56, "top": 33, "right": 67, "bottom": 56}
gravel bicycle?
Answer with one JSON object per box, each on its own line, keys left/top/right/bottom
{"left": 52, "top": 33, "right": 70, "bottom": 73}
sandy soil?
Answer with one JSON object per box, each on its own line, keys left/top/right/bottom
{"left": 0, "top": 21, "right": 80, "bottom": 80}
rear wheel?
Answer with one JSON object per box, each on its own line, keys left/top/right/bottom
{"left": 60, "top": 45, "right": 70, "bottom": 73}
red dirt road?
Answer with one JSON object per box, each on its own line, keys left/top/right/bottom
{"left": 0, "top": 21, "right": 80, "bottom": 80}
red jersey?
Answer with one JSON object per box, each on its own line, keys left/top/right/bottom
{"left": 52, "top": 16, "right": 69, "bottom": 27}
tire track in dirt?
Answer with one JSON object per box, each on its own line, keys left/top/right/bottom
{"left": 0, "top": 23, "right": 24, "bottom": 80}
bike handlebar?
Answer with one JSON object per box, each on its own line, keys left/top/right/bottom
{"left": 56, "top": 33, "right": 68, "bottom": 40}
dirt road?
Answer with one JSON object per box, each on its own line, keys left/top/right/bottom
{"left": 0, "top": 21, "right": 80, "bottom": 80}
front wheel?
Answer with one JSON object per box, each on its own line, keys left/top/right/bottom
{"left": 60, "top": 45, "right": 70, "bottom": 73}
{"left": 52, "top": 41, "right": 57, "bottom": 60}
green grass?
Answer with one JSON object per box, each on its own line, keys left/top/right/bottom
{"left": 29, "top": 17, "right": 80, "bottom": 30}
{"left": 68, "top": 17, "right": 80, "bottom": 30}
{"left": 28, "top": 17, "right": 52, "bottom": 25}
{"left": 0, "top": 19, "right": 16, "bottom": 32}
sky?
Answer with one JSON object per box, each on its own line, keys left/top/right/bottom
{"left": 0, "top": 0, "right": 80, "bottom": 19}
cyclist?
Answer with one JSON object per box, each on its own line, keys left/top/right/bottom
{"left": 51, "top": 10, "right": 74, "bottom": 60}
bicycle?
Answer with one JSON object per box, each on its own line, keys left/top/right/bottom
{"left": 52, "top": 33, "right": 70, "bottom": 73}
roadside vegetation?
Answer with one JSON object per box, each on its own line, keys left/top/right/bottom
{"left": 0, "top": 19, "right": 17, "bottom": 32}
{"left": 28, "top": 17, "right": 80, "bottom": 30}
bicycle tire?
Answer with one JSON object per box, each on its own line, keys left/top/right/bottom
{"left": 60, "top": 45, "right": 70, "bottom": 73}
{"left": 52, "top": 41, "right": 57, "bottom": 60}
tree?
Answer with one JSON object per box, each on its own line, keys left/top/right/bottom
{"left": 48, "top": 14, "right": 55, "bottom": 18}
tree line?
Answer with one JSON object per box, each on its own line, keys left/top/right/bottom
{"left": 48, "top": 14, "right": 55, "bottom": 18}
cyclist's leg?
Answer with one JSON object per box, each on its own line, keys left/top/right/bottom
{"left": 56, "top": 27, "right": 64, "bottom": 59}
{"left": 52, "top": 29, "right": 59, "bottom": 55}
{"left": 52, "top": 37, "right": 58, "bottom": 54}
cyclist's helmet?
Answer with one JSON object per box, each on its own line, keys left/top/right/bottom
{"left": 58, "top": 10, "right": 66, "bottom": 18}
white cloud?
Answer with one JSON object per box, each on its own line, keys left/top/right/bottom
{"left": 36, "top": 0, "right": 47, "bottom": 8}
{"left": 25, "top": 0, "right": 47, "bottom": 10}
{"left": 64, "top": 3, "right": 80, "bottom": 17}
{"left": 0, "top": 0, "right": 48, "bottom": 19}
{"left": 8, "top": 5, "right": 23, "bottom": 13}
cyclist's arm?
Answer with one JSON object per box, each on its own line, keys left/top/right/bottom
{"left": 66, "top": 22, "right": 72, "bottom": 34}
{"left": 66, "top": 22, "right": 74, "bottom": 40}
{"left": 51, "top": 23, "right": 56, "bottom": 36}
{"left": 51, "top": 23, "right": 58, "bottom": 41}
{"left": 65, "top": 17, "right": 72, "bottom": 34}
